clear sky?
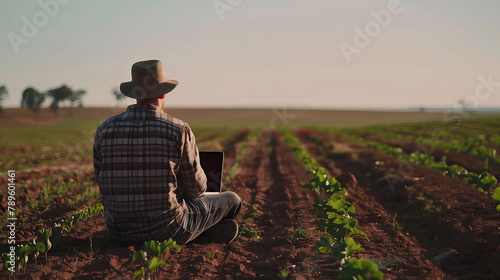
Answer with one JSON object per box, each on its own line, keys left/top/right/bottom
{"left": 1, "top": 0, "right": 499, "bottom": 109}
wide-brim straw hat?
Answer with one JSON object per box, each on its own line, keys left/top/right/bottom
{"left": 120, "top": 60, "right": 178, "bottom": 99}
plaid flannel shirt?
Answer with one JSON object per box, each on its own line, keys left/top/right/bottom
{"left": 93, "top": 104, "right": 207, "bottom": 243}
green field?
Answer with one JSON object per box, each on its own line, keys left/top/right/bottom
{"left": 1, "top": 108, "right": 499, "bottom": 279}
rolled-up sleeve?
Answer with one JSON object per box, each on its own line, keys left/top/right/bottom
{"left": 177, "top": 125, "right": 207, "bottom": 198}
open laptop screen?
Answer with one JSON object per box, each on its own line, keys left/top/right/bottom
{"left": 199, "top": 151, "right": 224, "bottom": 193}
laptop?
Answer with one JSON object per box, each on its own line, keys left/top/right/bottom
{"left": 199, "top": 151, "right": 224, "bottom": 195}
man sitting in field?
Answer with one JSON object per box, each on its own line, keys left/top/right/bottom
{"left": 93, "top": 60, "right": 241, "bottom": 245}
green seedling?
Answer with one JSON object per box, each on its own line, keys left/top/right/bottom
{"left": 131, "top": 254, "right": 168, "bottom": 280}
{"left": 242, "top": 201, "right": 258, "bottom": 211}
{"left": 304, "top": 169, "right": 342, "bottom": 195}
{"left": 87, "top": 203, "right": 104, "bottom": 215}
{"left": 71, "top": 257, "right": 79, "bottom": 270}
{"left": 404, "top": 185, "right": 414, "bottom": 191}
{"left": 131, "top": 239, "right": 180, "bottom": 280}
{"left": 423, "top": 204, "right": 431, "bottom": 213}
{"left": 28, "top": 239, "right": 40, "bottom": 265}
{"left": 206, "top": 251, "right": 217, "bottom": 260}
{"left": 141, "top": 239, "right": 180, "bottom": 258}
{"left": 72, "top": 210, "right": 88, "bottom": 226}
{"left": 313, "top": 236, "right": 364, "bottom": 260}
{"left": 29, "top": 200, "right": 39, "bottom": 211}
{"left": 391, "top": 214, "right": 404, "bottom": 231}
{"left": 225, "top": 135, "right": 253, "bottom": 183}
{"left": 87, "top": 204, "right": 101, "bottom": 225}
{"left": 68, "top": 185, "right": 100, "bottom": 207}
{"left": 36, "top": 229, "right": 52, "bottom": 259}
{"left": 339, "top": 257, "right": 383, "bottom": 280}
{"left": 1, "top": 244, "right": 36, "bottom": 273}
{"left": 277, "top": 268, "right": 291, "bottom": 280}
{"left": 313, "top": 195, "right": 366, "bottom": 242}
{"left": 63, "top": 217, "right": 74, "bottom": 233}
{"left": 88, "top": 206, "right": 96, "bottom": 216}
{"left": 493, "top": 187, "right": 500, "bottom": 212}
{"left": 95, "top": 203, "right": 104, "bottom": 213}
{"left": 242, "top": 201, "right": 263, "bottom": 218}
{"left": 283, "top": 229, "right": 309, "bottom": 242}
{"left": 478, "top": 172, "right": 497, "bottom": 192}
{"left": 238, "top": 224, "right": 261, "bottom": 238}
{"left": 17, "top": 245, "right": 35, "bottom": 272}
{"left": 389, "top": 246, "right": 395, "bottom": 255}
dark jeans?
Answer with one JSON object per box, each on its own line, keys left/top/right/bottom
{"left": 171, "top": 191, "right": 242, "bottom": 245}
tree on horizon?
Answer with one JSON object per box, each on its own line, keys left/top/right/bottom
{"left": 47, "top": 85, "right": 73, "bottom": 116}
{"left": 68, "top": 89, "right": 86, "bottom": 116}
{"left": 21, "top": 87, "right": 46, "bottom": 114}
{"left": 0, "top": 84, "right": 8, "bottom": 113}
{"left": 47, "top": 85, "right": 87, "bottom": 116}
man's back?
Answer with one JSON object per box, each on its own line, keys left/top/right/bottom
{"left": 94, "top": 59, "right": 240, "bottom": 245}
{"left": 93, "top": 104, "right": 206, "bottom": 243}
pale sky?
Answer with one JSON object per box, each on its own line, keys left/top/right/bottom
{"left": 1, "top": 0, "right": 499, "bottom": 109}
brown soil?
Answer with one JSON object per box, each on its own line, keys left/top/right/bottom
{"left": 298, "top": 131, "right": 500, "bottom": 280}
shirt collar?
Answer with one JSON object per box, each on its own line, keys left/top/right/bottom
{"left": 126, "top": 104, "right": 162, "bottom": 112}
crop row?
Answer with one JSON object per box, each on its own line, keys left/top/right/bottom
{"left": 352, "top": 128, "right": 499, "bottom": 165}
{"left": 356, "top": 116, "right": 500, "bottom": 143}
{"left": 279, "top": 128, "right": 383, "bottom": 280}
{"left": 414, "top": 137, "right": 499, "bottom": 164}
{"left": 2, "top": 203, "right": 103, "bottom": 274}
{"left": 337, "top": 131, "right": 500, "bottom": 212}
